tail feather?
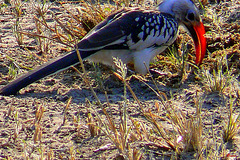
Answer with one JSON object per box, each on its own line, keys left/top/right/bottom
{"left": 0, "top": 50, "right": 92, "bottom": 96}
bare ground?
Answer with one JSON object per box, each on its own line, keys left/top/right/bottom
{"left": 0, "top": 0, "right": 240, "bottom": 159}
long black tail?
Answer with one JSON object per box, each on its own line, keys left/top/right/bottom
{"left": 0, "top": 50, "right": 92, "bottom": 96}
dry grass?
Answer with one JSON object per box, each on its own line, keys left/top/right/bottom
{"left": 0, "top": 0, "right": 240, "bottom": 159}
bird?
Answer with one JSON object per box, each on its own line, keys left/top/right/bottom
{"left": 0, "top": 0, "right": 207, "bottom": 96}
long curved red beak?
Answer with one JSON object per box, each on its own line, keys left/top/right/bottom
{"left": 193, "top": 22, "right": 206, "bottom": 65}
{"left": 186, "top": 22, "right": 207, "bottom": 65}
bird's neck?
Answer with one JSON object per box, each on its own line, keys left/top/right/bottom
{"left": 157, "top": 0, "right": 176, "bottom": 16}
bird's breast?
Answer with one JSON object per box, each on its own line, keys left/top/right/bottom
{"left": 88, "top": 50, "right": 133, "bottom": 67}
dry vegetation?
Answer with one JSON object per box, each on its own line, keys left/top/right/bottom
{"left": 0, "top": 0, "right": 240, "bottom": 159}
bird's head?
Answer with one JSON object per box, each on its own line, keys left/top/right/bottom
{"left": 158, "top": 0, "right": 206, "bottom": 65}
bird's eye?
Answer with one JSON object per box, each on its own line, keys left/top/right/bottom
{"left": 186, "top": 12, "right": 195, "bottom": 21}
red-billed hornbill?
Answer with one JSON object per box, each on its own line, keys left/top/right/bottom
{"left": 0, "top": 0, "right": 206, "bottom": 96}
